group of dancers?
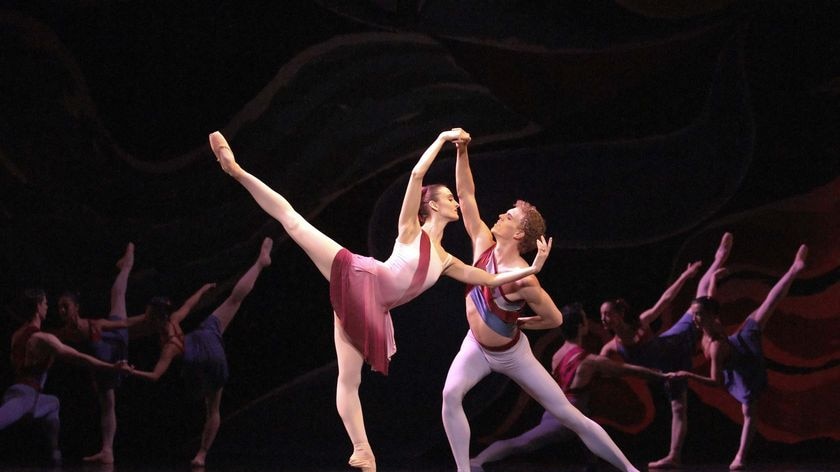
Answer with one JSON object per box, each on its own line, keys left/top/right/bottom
{"left": 1, "top": 128, "right": 808, "bottom": 471}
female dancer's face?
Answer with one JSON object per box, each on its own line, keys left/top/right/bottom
{"left": 437, "top": 188, "right": 460, "bottom": 221}
{"left": 57, "top": 296, "right": 79, "bottom": 323}
{"left": 600, "top": 302, "right": 623, "bottom": 330}
{"left": 690, "top": 302, "right": 715, "bottom": 331}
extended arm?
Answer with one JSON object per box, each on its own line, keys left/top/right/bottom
{"left": 396, "top": 129, "right": 465, "bottom": 240}
{"left": 131, "top": 345, "right": 179, "bottom": 382}
{"left": 170, "top": 283, "right": 216, "bottom": 325}
{"left": 442, "top": 236, "right": 552, "bottom": 288}
{"left": 587, "top": 355, "right": 667, "bottom": 382}
{"left": 638, "top": 261, "right": 702, "bottom": 326}
{"left": 454, "top": 137, "right": 494, "bottom": 253}
{"left": 36, "top": 333, "right": 126, "bottom": 372}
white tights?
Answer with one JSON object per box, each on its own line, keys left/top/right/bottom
{"left": 441, "top": 331, "right": 638, "bottom": 472}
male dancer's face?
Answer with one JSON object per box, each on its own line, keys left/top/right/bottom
{"left": 491, "top": 207, "right": 524, "bottom": 241}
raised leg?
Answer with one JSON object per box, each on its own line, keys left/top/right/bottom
{"left": 697, "top": 232, "right": 733, "bottom": 298}
{"left": 210, "top": 132, "right": 342, "bottom": 279}
{"left": 109, "top": 242, "right": 134, "bottom": 319}
{"left": 751, "top": 244, "right": 807, "bottom": 330}
{"left": 214, "top": 237, "right": 273, "bottom": 333}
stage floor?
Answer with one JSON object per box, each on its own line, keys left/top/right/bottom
{"left": 0, "top": 463, "right": 836, "bottom": 472}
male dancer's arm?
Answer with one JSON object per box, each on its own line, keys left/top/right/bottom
{"left": 516, "top": 281, "right": 563, "bottom": 329}
{"left": 455, "top": 137, "right": 495, "bottom": 259}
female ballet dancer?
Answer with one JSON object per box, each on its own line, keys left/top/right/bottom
{"left": 209, "top": 129, "right": 551, "bottom": 471}
{"left": 1, "top": 289, "right": 132, "bottom": 465}
{"left": 677, "top": 242, "right": 808, "bottom": 470}
{"left": 598, "top": 234, "right": 734, "bottom": 469}
{"left": 470, "top": 303, "right": 672, "bottom": 471}
{"left": 130, "top": 237, "right": 273, "bottom": 467}
{"left": 54, "top": 242, "right": 143, "bottom": 463}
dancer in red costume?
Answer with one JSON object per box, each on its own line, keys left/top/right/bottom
{"left": 209, "top": 129, "right": 551, "bottom": 471}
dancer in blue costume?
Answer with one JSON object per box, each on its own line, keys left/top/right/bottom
{"left": 131, "top": 237, "right": 273, "bottom": 467}
{"left": 54, "top": 242, "right": 144, "bottom": 463}
{"left": 677, "top": 241, "right": 808, "bottom": 470}
{"left": 1, "top": 289, "right": 132, "bottom": 465}
{"left": 599, "top": 233, "right": 733, "bottom": 468}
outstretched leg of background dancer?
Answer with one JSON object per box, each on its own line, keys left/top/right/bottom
{"left": 729, "top": 244, "right": 807, "bottom": 471}
{"left": 84, "top": 242, "right": 134, "bottom": 464}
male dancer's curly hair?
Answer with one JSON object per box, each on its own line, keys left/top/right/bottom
{"left": 514, "top": 200, "right": 546, "bottom": 254}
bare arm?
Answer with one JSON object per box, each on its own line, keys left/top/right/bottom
{"left": 514, "top": 283, "right": 563, "bottom": 330}
{"left": 454, "top": 138, "right": 494, "bottom": 254}
{"left": 442, "top": 236, "right": 552, "bottom": 288}
{"left": 675, "top": 341, "right": 725, "bottom": 387}
{"left": 35, "top": 333, "right": 125, "bottom": 372}
{"left": 396, "top": 129, "right": 465, "bottom": 242}
{"left": 586, "top": 355, "right": 668, "bottom": 382}
{"left": 638, "top": 261, "right": 702, "bottom": 326}
{"left": 131, "top": 344, "right": 179, "bottom": 382}
{"left": 170, "top": 283, "right": 216, "bottom": 325}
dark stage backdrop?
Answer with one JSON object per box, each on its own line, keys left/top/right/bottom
{"left": 1, "top": 1, "right": 838, "bottom": 468}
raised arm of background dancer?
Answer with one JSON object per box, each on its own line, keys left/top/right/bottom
{"left": 697, "top": 232, "right": 733, "bottom": 297}
{"left": 751, "top": 244, "right": 807, "bottom": 328}
{"left": 131, "top": 344, "right": 179, "bottom": 382}
{"left": 638, "top": 261, "right": 702, "bottom": 327}
{"left": 170, "top": 283, "right": 216, "bottom": 325}
{"left": 35, "top": 332, "right": 132, "bottom": 373}
{"left": 396, "top": 128, "right": 466, "bottom": 240}
{"left": 443, "top": 236, "right": 553, "bottom": 288}
{"left": 513, "top": 281, "right": 563, "bottom": 329}
{"left": 454, "top": 134, "right": 493, "bottom": 254}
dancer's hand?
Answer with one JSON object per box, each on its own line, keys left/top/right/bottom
{"left": 530, "top": 236, "right": 553, "bottom": 273}
{"left": 115, "top": 360, "right": 134, "bottom": 374}
{"left": 683, "top": 261, "right": 703, "bottom": 278}
{"left": 439, "top": 128, "right": 466, "bottom": 142}
{"left": 209, "top": 131, "right": 242, "bottom": 178}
